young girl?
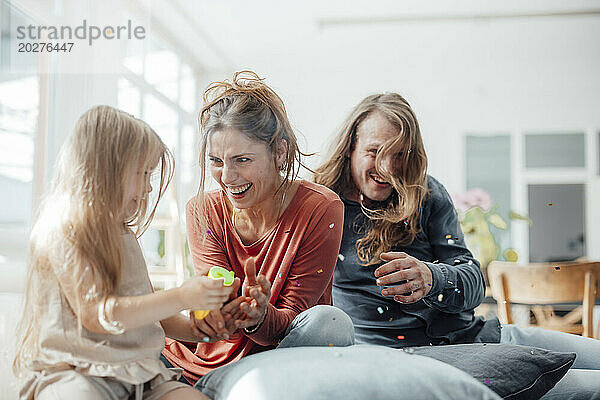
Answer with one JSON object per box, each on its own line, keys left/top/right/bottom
{"left": 13, "top": 106, "right": 232, "bottom": 400}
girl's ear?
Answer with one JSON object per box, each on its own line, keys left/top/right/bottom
{"left": 275, "top": 139, "right": 288, "bottom": 170}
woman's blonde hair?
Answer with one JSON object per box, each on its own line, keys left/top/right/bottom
{"left": 314, "top": 93, "right": 428, "bottom": 265}
{"left": 192, "top": 70, "right": 308, "bottom": 233}
{"left": 13, "top": 105, "right": 174, "bottom": 373}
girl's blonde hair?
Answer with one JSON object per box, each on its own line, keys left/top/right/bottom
{"left": 314, "top": 93, "right": 429, "bottom": 265}
{"left": 192, "top": 70, "right": 308, "bottom": 234}
{"left": 13, "top": 105, "right": 174, "bottom": 373}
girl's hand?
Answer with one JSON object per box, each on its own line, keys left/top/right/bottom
{"left": 238, "top": 258, "right": 271, "bottom": 330}
{"left": 179, "top": 275, "right": 232, "bottom": 311}
{"left": 190, "top": 277, "right": 243, "bottom": 342}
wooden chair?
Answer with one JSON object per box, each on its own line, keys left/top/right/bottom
{"left": 487, "top": 261, "right": 600, "bottom": 338}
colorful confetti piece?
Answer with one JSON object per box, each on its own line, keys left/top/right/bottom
{"left": 468, "top": 260, "right": 473, "bottom": 265}
{"left": 485, "top": 379, "right": 490, "bottom": 385}
{"left": 377, "top": 307, "right": 384, "bottom": 314}
{"left": 206, "top": 230, "right": 212, "bottom": 235}
{"left": 454, "top": 259, "right": 460, "bottom": 264}
{"left": 554, "top": 266, "right": 560, "bottom": 270}
{"left": 329, "top": 223, "right": 335, "bottom": 229}
{"left": 547, "top": 203, "right": 552, "bottom": 206}
{"left": 397, "top": 335, "right": 405, "bottom": 340}
{"left": 317, "top": 269, "right": 323, "bottom": 274}
{"left": 445, "top": 234, "right": 452, "bottom": 239}
{"left": 338, "top": 254, "right": 345, "bottom": 261}
{"left": 437, "top": 294, "right": 444, "bottom": 302}
{"left": 447, "top": 239, "right": 455, "bottom": 244}
{"left": 389, "top": 317, "right": 393, "bottom": 322}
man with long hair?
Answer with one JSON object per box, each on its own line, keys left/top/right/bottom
{"left": 314, "top": 93, "right": 600, "bottom": 398}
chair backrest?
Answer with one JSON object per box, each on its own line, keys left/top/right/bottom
{"left": 487, "top": 261, "right": 600, "bottom": 338}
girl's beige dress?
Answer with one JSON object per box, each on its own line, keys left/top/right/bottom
{"left": 20, "top": 233, "right": 187, "bottom": 400}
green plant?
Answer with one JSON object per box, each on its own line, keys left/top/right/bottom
{"left": 452, "top": 189, "right": 530, "bottom": 269}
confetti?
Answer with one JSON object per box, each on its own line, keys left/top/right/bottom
{"left": 404, "top": 221, "right": 409, "bottom": 226}
{"left": 206, "top": 230, "right": 212, "bottom": 235}
{"left": 317, "top": 269, "right": 323, "bottom": 274}
{"left": 329, "top": 343, "right": 334, "bottom": 347}
{"left": 447, "top": 280, "right": 453, "bottom": 284}
{"left": 454, "top": 259, "right": 460, "bottom": 264}
{"left": 437, "top": 294, "right": 444, "bottom": 302}
{"left": 485, "top": 379, "right": 490, "bottom": 385}
{"left": 432, "top": 260, "right": 439, "bottom": 264}
{"left": 338, "top": 254, "right": 345, "bottom": 261}
{"left": 397, "top": 335, "right": 405, "bottom": 340}
{"left": 202, "top": 337, "right": 210, "bottom": 343}
{"left": 455, "top": 288, "right": 461, "bottom": 293}
{"left": 468, "top": 260, "right": 473, "bottom": 265}
{"left": 530, "top": 350, "right": 534, "bottom": 355}
{"left": 427, "top": 283, "right": 432, "bottom": 286}
{"left": 447, "top": 239, "right": 455, "bottom": 244}
{"left": 279, "top": 274, "right": 282, "bottom": 278}
{"left": 297, "top": 282, "right": 301, "bottom": 286}
{"left": 389, "top": 317, "right": 393, "bottom": 322}
{"left": 554, "top": 266, "right": 560, "bottom": 270}
{"left": 547, "top": 203, "right": 552, "bottom": 206}
{"left": 329, "top": 223, "right": 335, "bottom": 228}
{"left": 377, "top": 307, "right": 384, "bottom": 314}
{"left": 445, "top": 234, "right": 452, "bottom": 239}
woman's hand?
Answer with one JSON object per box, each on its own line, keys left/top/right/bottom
{"left": 374, "top": 251, "right": 433, "bottom": 304}
{"left": 238, "top": 258, "right": 271, "bottom": 331}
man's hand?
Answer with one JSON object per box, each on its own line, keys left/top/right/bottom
{"left": 374, "top": 251, "right": 433, "bottom": 304}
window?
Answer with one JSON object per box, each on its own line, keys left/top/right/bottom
{"left": 465, "top": 131, "right": 597, "bottom": 263}
{"left": 525, "top": 133, "right": 585, "bottom": 169}
{"left": 118, "top": 29, "right": 199, "bottom": 287}
{"left": 0, "top": 0, "right": 40, "bottom": 265}
{"left": 528, "top": 184, "right": 585, "bottom": 262}
{"left": 466, "top": 135, "right": 512, "bottom": 250}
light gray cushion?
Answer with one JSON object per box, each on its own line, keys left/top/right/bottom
{"left": 196, "top": 344, "right": 501, "bottom": 400}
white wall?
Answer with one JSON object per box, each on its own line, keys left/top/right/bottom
{"left": 181, "top": 1, "right": 600, "bottom": 190}
{"left": 173, "top": 0, "right": 600, "bottom": 257}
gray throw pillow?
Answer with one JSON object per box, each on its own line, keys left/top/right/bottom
{"left": 196, "top": 344, "right": 501, "bottom": 400}
{"left": 408, "top": 343, "right": 575, "bottom": 399}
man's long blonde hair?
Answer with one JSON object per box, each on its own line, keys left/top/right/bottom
{"left": 13, "top": 105, "right": 173, "bottom": 374}
{"left": 314, "top": 93, "right": 428, "bottom": 265}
